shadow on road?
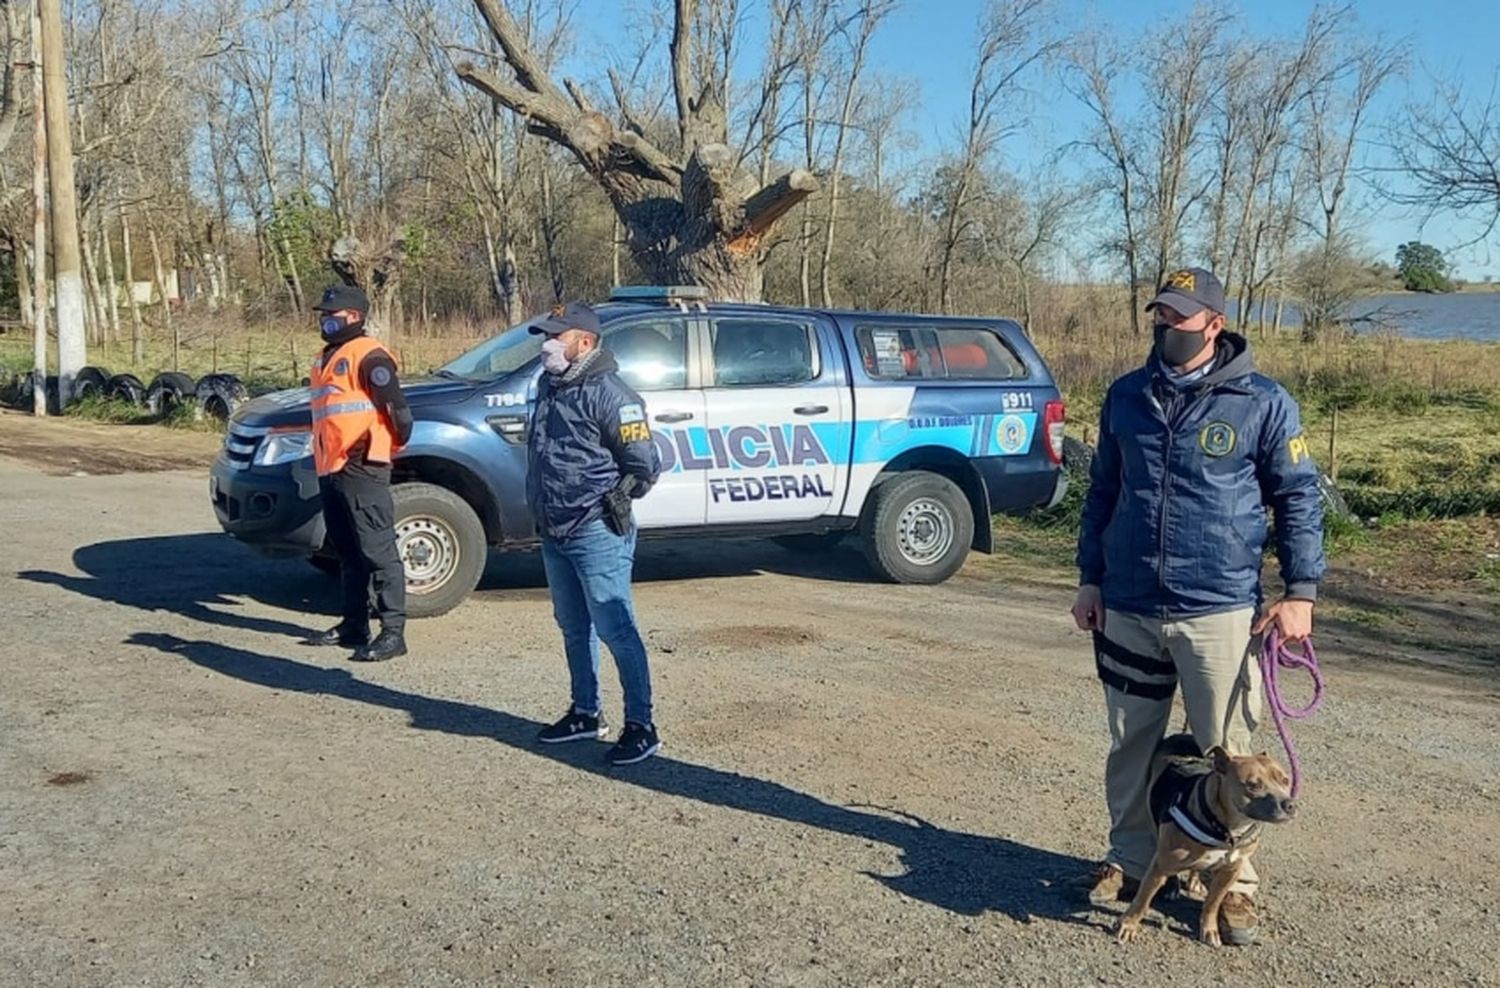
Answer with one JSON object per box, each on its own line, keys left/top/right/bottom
{"left": 128, "top": 630, "right": 1097, "bottom": 927}
{"left": 18, "top": 532, "right": 880, "bottom": 632}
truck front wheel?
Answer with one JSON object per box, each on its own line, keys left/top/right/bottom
{"left": 859, "top": 471, "right": 975, "bottom": 584}
{"left": 393, "top": 482, "right": 487, "bottom": 618}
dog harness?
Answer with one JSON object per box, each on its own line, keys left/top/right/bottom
{"left": 1148, "top": 757, "right": 1262, "bottom": 850}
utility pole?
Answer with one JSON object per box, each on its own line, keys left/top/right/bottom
{"left": 37, "top": 0, "right": 85, "bottom": 407}
{"left": 30, "top": 0, "right": 47, "bottom": 416}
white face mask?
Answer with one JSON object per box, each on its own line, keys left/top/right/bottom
{"left": 540, "top": 338, "right": 570, "bottom": 375}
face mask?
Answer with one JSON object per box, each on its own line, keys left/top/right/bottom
{"left": 320, "top": 314, "right": 362, "bottom": 340}
{"left": 1154, "top": 323, "right": 1211, "bottom": 367}
{"left": 541, "top": 338, "right": 571, "bottom": 374}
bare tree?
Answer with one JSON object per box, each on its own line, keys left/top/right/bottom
{"left": 1204, "top": 42, "right": 1254, "bottom": 273}
{"left": 936, "top": 0, "right": 1058, "bottom": 315}
{"left": 1298, "top": 34, "right": 1404, "bottom": 337}
{"left": 818, "top": 0, "right": 894, "bottom": 307}
{"left": 1223, "top": 5, "right": 1343, "bottom": 328}
{"left": 1067, "top": 31, "right": 1144, "bottom": 332}
{"left": 1005, "top": 166, "right": 1086, "bottom": 332}
{"left": 793, "top": 0, "right": 832, "bottom": 306}
{"left": 456, "top": 0, "right": 818, "bottom": 300}
{"left": 1140, "top": 6, "right": 1224, "bottom": 289}
{"left": 1387, "top": 71, "right": 1500, "bottom": 243}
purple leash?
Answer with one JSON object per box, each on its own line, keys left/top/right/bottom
{"left": 1259, "top": 629, "right": 1325, "bottom": 799}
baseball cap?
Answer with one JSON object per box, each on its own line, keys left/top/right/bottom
{"left": 312, "top": 284, "right": 370, "bottom": 313}
{"left": 528, "top": 301, "right": 603, "bottom": 336}
{"left": 1145, "top": 267, "right": 1226, "bottom": 318}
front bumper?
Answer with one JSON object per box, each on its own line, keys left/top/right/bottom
{"left": 209, "top": 452, "right": 325, "bottom": 556}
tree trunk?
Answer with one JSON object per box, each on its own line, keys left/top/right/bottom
{"left": 39, "top": 0, "right": 87, "bottom": 406}
{"left": 81, "top": 216, "right": 106, "bottom": 347}
{"left": 143, "top": 218, "right": 176, "bottom": 369}
{"left": 1019, "top": 268, "right": 1034, "bottom": 334}
{"left": 119, "top": 203, "right": 145, "bottom": 366}
{"left": 13, "top": 236, "right": 33, "bottom": 331}
{"left": 99, "top": 205, "right": 121, "bottom": 344}
{"left": 480, "top": 210, "right": 505, "bottom": 307}
{"left": 611, "top": 214, "right": 622, "bottom": 287}
{"left": 798, "top": 202, "right": 813, "bottom": 306}
{"left": 30, "top": 1, "right": 46, "bottom": 416}
{"left": 456, "top": 4, "right": 817, "bottom": 303}
{"left": 502, "top": 243, "right": 519, "bottom": 323}
{"left": 329, "top": 233, "right": 409, "bottom": 334}
{"left": 539, "top": 166, "right": 563, "bottom": 302}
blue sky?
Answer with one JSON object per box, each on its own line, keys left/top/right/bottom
{"left": 571, "top": 0, "right": 1500, "bottom": 279}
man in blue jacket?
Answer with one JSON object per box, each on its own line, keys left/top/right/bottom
{"left": 527, "top": 302, "right": 664, "bottom": 765}
{"left": 1071, "top": 267, "right": 1325, "bottom": 946}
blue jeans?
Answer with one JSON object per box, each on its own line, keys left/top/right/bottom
{"left": 540, "top": 519, "right": 653, "bottom": 727}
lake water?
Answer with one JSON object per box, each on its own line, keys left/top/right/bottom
{"left": 1228, "top": 292, "right": 1500, "bottom": 342}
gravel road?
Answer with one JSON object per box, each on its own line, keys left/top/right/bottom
{"left": 1, "top": 427, "right": 1497, "bottom": 987}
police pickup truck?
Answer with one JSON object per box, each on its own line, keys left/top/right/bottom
{"left": 210, "top": 287, "right": 1068, "bottom": 618}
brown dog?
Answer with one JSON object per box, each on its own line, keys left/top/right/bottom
{"left": 1113, "top": 733, "right": 1297, "bottom": 946}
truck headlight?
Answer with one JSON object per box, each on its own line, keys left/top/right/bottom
{"left": 253, "top": 428, "right": 314, "bottom": 466}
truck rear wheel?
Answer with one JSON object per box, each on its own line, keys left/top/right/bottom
{"left": 859, "top": 470, "right": 975, "bottom": 584}
{"left": 393, "top": 481, "right": 487, "bottom": 618}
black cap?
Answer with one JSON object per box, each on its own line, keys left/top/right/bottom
{"left": 1145, "top": 267, "right": 1225, "bottom": 318}
{"left": 528, "top": 301, "right": 602, "bottom": 336}
{"left": 312, "top": 284, "right": 370, "bottom": 314}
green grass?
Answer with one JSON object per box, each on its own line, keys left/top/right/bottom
{"left": 1476, "top": 558, "right": 1500, "bottom": 594}
{"left": 57, "top": 393, "right": 221, "bottom": 432}
{"left": 1324, "top": 601, "right": 1411, "bottom": 630}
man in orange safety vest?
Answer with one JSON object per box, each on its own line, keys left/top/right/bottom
{"left": 302, "top": 284, "right": 413, "bottom": 662}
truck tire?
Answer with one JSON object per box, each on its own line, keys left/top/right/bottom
{"left": 1062, "top": 436, "right": 1094, "bottom": 476}
{"left": 146, "top": 372, "right": 196, "bottom": 416}
{"left": 1317, "top": 469, "right": 1355, "bottom": 524}
{"left": 859, "top": 470, "right": 975, "bottom": 585}
{"left": 393, "top": 481, "right": 487, "bottom": 619}
{"left": 106, "top": 373, "right": 148, "bottom": 406}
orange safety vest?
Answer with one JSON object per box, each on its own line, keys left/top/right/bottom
{"left": 310, "top": 336, "right": 399, "bottom": 476}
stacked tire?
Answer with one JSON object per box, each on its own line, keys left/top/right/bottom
{"left": 16, "top": 372, "right": 59, "bottom": 414}
{"left": 106, "top": 373, "right": 148, "bottom": 405}
{"left": 145, "top": 372, "right": 196, "bottom": 416}
{"left": 72, "top": 366, "right": 112, "bottom": 401}
{"left": 194, "top": 373, "right": 249, "bottom": 422}
{"left": 10, "top": 365, "right": 252, "bottom": 423}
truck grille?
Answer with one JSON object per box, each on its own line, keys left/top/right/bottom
{"left": 223, "top": 423, "right": 269, "bottom": 471}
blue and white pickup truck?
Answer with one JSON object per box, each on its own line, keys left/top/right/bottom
{"left": 210, "top": 286, "right": 1068, "bottom": 617}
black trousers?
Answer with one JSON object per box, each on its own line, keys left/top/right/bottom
{"left": 319, "top": 465, "right": 406, "bottom": 634}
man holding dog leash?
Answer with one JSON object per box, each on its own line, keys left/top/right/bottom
{"left": 1071, "top": 267, "right": 1325, "bottom": 946}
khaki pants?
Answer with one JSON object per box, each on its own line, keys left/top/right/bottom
{"left": 1098, "top": 607, "right": 1263, "bottom": 895}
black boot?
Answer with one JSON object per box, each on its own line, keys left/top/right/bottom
{"left": 303, "top": 623, "right": 369, "bottom": 648}
{"left": 351, "top": 628, "right": 407, "bottom": 663}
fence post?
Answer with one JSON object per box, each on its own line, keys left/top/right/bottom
{"left": 1329, "top": 406, "right": 1339, "bottom": 482}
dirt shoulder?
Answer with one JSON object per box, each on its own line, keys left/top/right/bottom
{"left": 0, "top": 408, "right": 223, "bottom": 475}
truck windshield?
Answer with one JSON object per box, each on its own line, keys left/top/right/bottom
{"left": 438, "top": 324, "right": 543, "bottom": 380}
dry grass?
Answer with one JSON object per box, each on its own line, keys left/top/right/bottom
{"left": 0, "top": 312, "right": 494, "bottom": 394}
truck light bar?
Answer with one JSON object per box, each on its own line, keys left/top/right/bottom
{"left": 608, "top": 285, "right": 711, "bottom": 303}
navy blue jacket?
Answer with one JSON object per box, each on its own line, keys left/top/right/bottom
{"left": 1078, "top": 334, "right": 1325, "bottom": 617}
{"left": 527, "top": 350, "right": 662, "bottom": 541}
